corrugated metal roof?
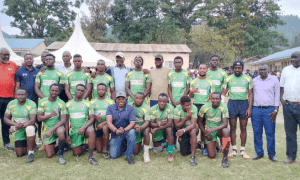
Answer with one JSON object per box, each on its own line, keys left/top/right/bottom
{"left": 250, "top": 47, "right": 300, "bottom": 65}
{"left": 5, "top": 38, "right": 45, "bottom": 49}
{"left": 46, "top": 42, "right": 192, "bottom": 53}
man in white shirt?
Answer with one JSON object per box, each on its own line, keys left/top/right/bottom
{"left": 280, "top": 50, "right": 300, "bottom": 164}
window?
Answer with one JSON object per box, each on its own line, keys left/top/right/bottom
{"left": 164, "top": 61, "right": 174, "bottom": 69}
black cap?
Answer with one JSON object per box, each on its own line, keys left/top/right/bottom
{"left": 155, "top": 54, "right": 163, "bottom": 60}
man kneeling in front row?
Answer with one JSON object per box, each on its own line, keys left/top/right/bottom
{"left": 198, "top": 92, "right": 231, "bottom": 168}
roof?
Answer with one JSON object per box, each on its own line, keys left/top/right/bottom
{"left": 250, "top": 47, "right": 300, "bottom": 65}
{"left": 5, "top": 38, "right": 45, "bottom": 50}
{"left": 46, "top": 42, "right": 192, "bottom": 53}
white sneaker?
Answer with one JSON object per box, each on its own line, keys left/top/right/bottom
{"left": 149, "top": 144, "right": 154, "bottom": 150}
{"left": 37, "top": 138, "right": 42, "bottom": 145}
{"left": 144, "top": 152, "right": 150, "bottom": 163}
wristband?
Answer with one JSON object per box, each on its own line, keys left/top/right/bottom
{"left": 114, "top": 128, "right": 118, "bottom": 133}
{"left": 13, "top": 126, "right": 16, "bottom": 132}
{"left": 274, "top": 110, "right": 278, "bottom": 112}
{"left": 183, "top": 129, "right": 185, "bottom": 133}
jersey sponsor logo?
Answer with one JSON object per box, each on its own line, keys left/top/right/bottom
{"left": 195, "top": 90, "right": 207, "bottom": 95}
{"left": 131, "top": 80, "right": 143, "bottom": 85}
{"left": 242, "top": 80, "right": 245, "bottom": 84}
{"left": 231, "top": 87, "right": 246, "bottom": 92}
{"left": 104, "top": 78, "right": 107, "bottom": 82}
{"left": 140, "top": 74, "right": 143, "bottom": 78}
{"left": 172, "top": 82, "right": 184, "bottom": 87}
{"left": 80, "top": 105, "right": 85, "bottom": 110}
{"left": 13, "top": 117, "right": 29, "bottom": 123}
{"left": 217, "top": 110, "right": 220, "bottom": 115}
{"left": 181, "top": 75, "right": 184, "bottom": 80}
{"left": 45, "top": 112, "right": 59, "bottom": 119}
{"left": 43, "top": 80, "right": 56, "bottom": 86}
{"left": 69, "top": 106, "right": 74, "bottom": 109}
{"left": 94, "top": 104, "right": 97, "bottom": 107}
{"left": 164, "top": 113, "right": 168, "bottom": 117}
{"left": 71, "top": 76, "right": 74, "bottom": 78}
{"left": 212, "top": 80, "right": 220, "bottom": 85}
{"left": 23, "top": 110, "right": 28, "bottom": 115}
{"left": 207, "top": 117, "right": 221, "bottom": 122}
{"left": 8, "top": 68, "right": 12, "bottom": 70}
{"left": 138, "top": 111, "right": 143, "bottom": 117}
{"left": 217, "top": 74, "right": 221, "bottom": 78}
{"left": 104, "top": 103, "right": 108, "bottom": 107}
{"left": 70, "top": 113, "right": 85, "bottom": 119}
{"left": 41, "top": 74, "right": 46, "bottom": 76}
{"left": 230, "top": 81, "right": 236, "bottom": 84}
{"left": 22, "top": 73, "right": 28, "bottom": 76}
{"left": 95, "top": 110, "right": 106, "bottom": 116}
{"left": 207, "top": 75, "right": 210, "bottom": 77}
{"left": 204, "top": 83, "right": 207, "bottom": 87}
{"left": 81, "top": 74, "right": 85, "bottom": 78}
{"left": 71, "top": 81, "right": 84, "bottom": 87}
{"left": 93, "top": 79, "right": 97, "bottom": 82}
{"left": 171, "top": 76, "right": 174, "bottom": 79}
{"left": 207, "top": 112, "right": 210, "bottom": 115}
{"left": 55, "top": 106, "right": 58, "bottom": 110}
{"left": 44, "top": 106, "right": 48, "bottom": 109}
{"left": 53, "top": 73, "right": 56, "bottom": 77}
{"left": 12, "top": 110, "right": 15, "bottom": 113}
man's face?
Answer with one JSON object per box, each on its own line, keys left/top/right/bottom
{"left": 181, "top": 101, "right": 191, "bottom": 112}
{"left": 97, "top": 85, "right": 107, "bottom": 97}
{"left": 291, "top": 53, "right": 300, "bottom": 68}
{"left": 210, "top": 57, "right": 219, "bottom": 68}
{"left": 62, "top": 54, "right": 72, "bottom": 64}
{"left": 255, "top": 70, "right": 258, "bottom": 74}
{"left": 234, "top": 66, "right": 243, "bottom": 76}
{"left": 1, "top": 50, "right": 10, "bottom": 63}
{"left": 24, "top": 55, "right": 33, "bottom": 66}
{"left": 116, "top": 97, "right": 126, "bottom": 107}
{"left": 116, "top": 56, "right": 124, "bottom": 66}
{"left": 158, "top": 96, "right": 168, "bottom": 110}
{"left": 174, "top": 59, "right": 183, "bottom": 70}
{"left": 45, "top": 56, "right": 55, "bottom": 67}
{"left": 73, "top": 57, "right": 82, "bottom": 68}
{"left": 75, "top": 86, "right": 85, "bottom": 98}
{"left": 49, "top": 86, "right": 60, "bottom": 99}
{"left": 134, "top": 58, "right": 143, "bottom": 68}
{"left": 41, "top": 54, "right": 47, "bottom": 63}
{"left": 134, "top": 94, "right": 145, "bottom": 106}
{"left": 16, "top": 90, "right": 27, "bottom": 102}
{"left": 97, "top": 61, "right": 106, "bottom": 72}
{"left": 259, "top": 67, "right": 268, "bottom": 78}
{"left": 155, "top": 58, "right": 163, "bottom": 68}
{"left": 211, "top": 94, "right": 221, "bottom": 108}
{"left": 247, "top": 70, "right": 250, "bottom": 74}
{"left": 198, "top": 65, "right": 208, "bottom": 76}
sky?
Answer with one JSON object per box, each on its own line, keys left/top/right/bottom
{"left": 0, "top": 0, "right": 300, "bottom": 35}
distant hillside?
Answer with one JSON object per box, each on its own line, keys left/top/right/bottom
{"left": 2, "top": 31, "right": 16, "bottom": 38}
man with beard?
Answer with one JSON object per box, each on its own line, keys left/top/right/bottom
{"left": 4, "top": 88, "right": 37, "bottom": 162}
{"left": 37, "top": 84, "right": 68, "bottom": 164}
{"left": 36, "top": 51, "right": 48, "bottom": 69}
{"left": 90, "top": 83, "right": 115, "bottom": 159}
{"left": 189, "top": 64, "right": 214, "bottom": 155}
{"left": 222, "top": 59, "right": 253, "bottom": 159}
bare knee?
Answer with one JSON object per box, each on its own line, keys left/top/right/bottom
{"left": 208, "top": 153, "right": 216, "bottom": 159}
{"left": 222, "top": 128, "right": 230, "bottom": 137}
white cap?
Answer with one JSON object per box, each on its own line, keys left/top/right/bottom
{"left": 116, "top": 52, "right": 125, "bottom": 58}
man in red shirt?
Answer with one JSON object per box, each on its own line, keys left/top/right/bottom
{"left": 0, "top": 47, "right": 18, "bottom": 150}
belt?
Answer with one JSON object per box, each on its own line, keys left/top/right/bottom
{"left": 254, "top": 106, "right": 273, "bottom": 109}
{"left": 290, "top": 102, "right": 300, "bottom": 105}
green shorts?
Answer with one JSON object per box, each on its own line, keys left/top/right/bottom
{"left": 152, "top": 130, "right": 164, "bottom": 142}
{"left": 42, "top": 125, "right": 58, "bottom": 145}
{"left": 136, "top": 131, "right": 143, "bottom": 144}
{"left": 205, "top": 130, "right": 218, "bottom": 144}
{"left": 15, "top": 128, "right": 27, "bottom": 141}
{"left": 70, "top": 128, "right": 86, "bottom": 148}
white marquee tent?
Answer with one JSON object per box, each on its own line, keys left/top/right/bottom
{"left": 0, "top": 21, "right": 23, "bottom": 65}
{"left": 34, "top": 18, "right": 114, "bottom": 67}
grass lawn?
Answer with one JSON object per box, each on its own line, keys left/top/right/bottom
{"left": 0, "top": 107, "right": 299, "bottom": 180}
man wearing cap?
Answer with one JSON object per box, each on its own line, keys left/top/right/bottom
{"left": 106, "top": 52, "right": 132, "bottom": 95}
{"left": 148, "top": 54, "right": 171, "bottom": 107}
{"left": 106, "top": 91, "right": 136, "bottom": 164}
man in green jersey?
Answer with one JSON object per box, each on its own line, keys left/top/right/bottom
{"left": 4, "top": 88, "right": 37, "bottom": 163}
{"left": 198, "top": 92, "right": 231, "bottom": 168}
{"left": 65, "top": 54, "right": 92, "bottom": 100}
{"left": 207, "top": 55, "right": 227, "bottom": 102}
{"left": 189, "top": 64, "right": 214, "bottom": 156}
{"left": 150, "top": 93, "right": 174, "bottom": 162}
{"left": 126, "top": 56, "right": 151, "bottom": 105}
{"left": 174, "top": 95, "right": 199, "bottom": 166}
{"left": 90, "top": 83, "right": 115, "bottom": 159}
{"left": 131, "top": 92, "right": 151, "bottom": 163}
{"left": 66, "top": 84, "right": 98, "bottom": 165}
{"left": 91, "top": 60, "right": 115, "bottom": 100}
{"left": 37, "top": 84, "right": 68, "bottom": 164}
{"left": 222, "top": 59, "right": 253, "bottom": 159}
{"left": 35, "top": 54, "right": 65, "bottom": 99}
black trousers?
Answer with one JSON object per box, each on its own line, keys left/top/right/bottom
{"left": 0, "top": 97, "right": 13, "bottom": 144}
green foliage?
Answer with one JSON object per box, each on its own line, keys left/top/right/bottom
{"left": 2, "top": 0, "right": 81, "bottom": 38}
{"left": 291, "top": 32, "right": 300, "bottom": 48}
{"left": 99, "top": 35, "right": 117, "bottom": 43}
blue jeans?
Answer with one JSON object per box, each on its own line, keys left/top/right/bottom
{"left": 110, "top": 129, "right": 136, "bottom": 159}
{"left": 283, "top": 102, "right": 300, "bottom": 160}
{"left": 251, "top": 106, "right": 276, "bottom": 157}
{"left": 150, "top": 100, "right": 158, "bottom": 107}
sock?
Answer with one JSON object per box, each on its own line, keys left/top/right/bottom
{"left": 144, "top": 145, "right": 149, "bottom": 154}
{"left": 168, "top": 145, "right": 173, "bottom": 154}
{"left": 58, "top": 140, "right": 65, "bottom": 155}
{"left": 88, "top": 149, "right": 93, "bottom": 158}
{"left": 163, "top": 142, "right": 167, "bottom": 147}
{"left": 54, "top": 146, "right": 59, "bottom": 154}
{"left": 222, "top": 137, "right": 231, "bottom": 159}
{"left": 240, "top": 146, "right": 245, "bottom": 151}
{"left": 28, "top": 150, "right": 34, "bottom": 155}
{"left": 232, "top": 145, "right": 237, "bottom": 150}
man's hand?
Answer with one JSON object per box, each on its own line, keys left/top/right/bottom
{"left": 77, "top": 127, "right": 85, "bottom": 135}
{"left": 160, "top": 120, "right": 167, "bottom": 127}
{"left": 9, "top": 127, "right": 15, "bottom": 134}
{"left": 91, "top": 72, "right": 96, "bottom": 79}
{"left": 206, "top": 134, "right": 213, "bottom": 141}
{"left": 151, "top": 128, "right": 157, "bottom": 135}
{"left": 44, "top": 130, "right": 52, "bottom": 138}
{"left": 135, "top": 124, "right": 141, "bottom": 132}
{"left": 176, "top": 129, "right": 184, "bottom": 137}
{"left": 246, "top": 108, "right": 252, "bottom": 118}
{"left": 116, "top": 127, "right": 125, "bottom": 135}
{"left": 172, "top": 101, "right": 180, "bottom": 107}
{"left": 269, "top": 111, "right": 278, "bottom": 122}
{"left": 281, "top": 98, "right": 288, "bottom": 105}
{"left": 191, "top": 87, "right": 199, "bottom": 94}
{"left": 66, "top": 136, "right": 71, "bottom": 145}
{"left": 95, "top": 113, "right": 102, "bottom": 122}
{"left": 40, "top": 66, "right": 46, "bottom": 73}
{"left": 96, "top": 123, "right": 104, "bottom": 130}
{"left": 15, "top": 123, "right": 23, "bottom": 130}
{"left": 143, "top": 69, "right": 149, "bottom": 75}
{"left": 186, "top": 109, "right": 193, "bottom": 119}
{"left": 205, "top": 128, "right": 214, "bottom": 136}
{"left": 119, "top": 127, "right": 125, "bottom": 134}
{"left": 52, "top": 109, "right": 58, "bottom": 118}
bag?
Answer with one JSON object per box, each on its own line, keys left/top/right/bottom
{"left": 178, "top": 131, "right": 191, "bottom": 156}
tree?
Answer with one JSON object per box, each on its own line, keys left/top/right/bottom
{"left": 291, "top": 32, "right": 300, "bottom": 48}
{"left": 81, "top": 0, "right": 110, "bottom": 42}
{"left": 201, "top": 0, "right": 289, "bottom": 58}
{"left": 108, "top": 0, "right": 160, "bottom": 43}
{"left": 2, "top": 0, "right": 82, "bottom": 38}
{"left": 189, "top": 24, "right": 235, "bottom": 68}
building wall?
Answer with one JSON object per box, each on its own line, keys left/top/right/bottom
{"left": 31, "top": 42, "right": 47, "bottom": 56}
{"left": 250, "top": 58, "right": 290, "bottom": 72}
{"left": 97, "top": 51, "right": 189, "bottom": 70}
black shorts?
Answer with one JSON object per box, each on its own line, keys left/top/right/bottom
{"left": 194, "top": 104, "right": 206, "bottom": 123}
{"left": 179, "top": 132, "right": 191, "bottom": 156}
{"left": 228, "top": 100, "right": 249, "bottom": 119}
{"left": 95, "top": 130, "right": 103, "bottom": 138}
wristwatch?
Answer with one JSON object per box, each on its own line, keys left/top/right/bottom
{"left": 114, "top": 128, "right": 118, "bottom": 133}
{"left": 274, "top": 110, "right": 278, "bottom": 112}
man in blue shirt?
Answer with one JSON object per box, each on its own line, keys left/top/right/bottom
{"left": 15, "top": 54, "right": 41, "bottom": 144}
{"left": 106, "top": 91, "right": 136, "bottom": 164}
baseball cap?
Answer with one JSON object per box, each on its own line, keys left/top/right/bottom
{"left": 155, "top": 54, "right": 163, "bottom": 60}
{"left": 116, "top": 52, "right": 125, "bottom": 58}
{"left": 116, "top": 91, "right": 126, "bottom": 98}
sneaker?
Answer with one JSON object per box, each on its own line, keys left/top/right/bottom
{"left": 221, "top": 158, "right": 229, "bottom": 168}
{"left": 153, "top": 145, "right": 163, "bottom": 154}
{"left": 149, "top": 144, "right": 154, "bottom": 150}
{"left": 102, "top": 151, "right": 110, "bottom": 159}
{"left": 126, "top": 157, "right": 135, "bottom": 165}
{"left": 203, "top": 148, "right": 208, "bottom": 156}
{"left": 26, "top": 153, "right": 34, "bottom": 163}
{"left": 173, "top": 144, "right": 178, "bottom": 150}
{"left": 58, "top": 155, "right": 67, "bottom": 164}
{"left": 228, "top": 149, "right": 238, "bottom": 157}
{"left": 88, "top": 156, "right": 98, "bottom": 165}
{"left": 3, "top": 143, "right": 14, "bottom": 151}
{"left": 240, "top": 150, "right": 251, "bottom": 159}
{"left": 190, "top": 156, "right": 198, "bottom": 166}
{"left": 144, "top": 152, "right": 150, "bottom": 163}
{"left": 196, "top": 141, "right": 202, "bottom": 151}
{"left": 168, "top": 154, "right": 174, "bottom": 162}
{"left": 34, "top": 144, "right": 39, "bottom": 149}
{"left": 37, "top": 138, "right": 42, "bottom": 145}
